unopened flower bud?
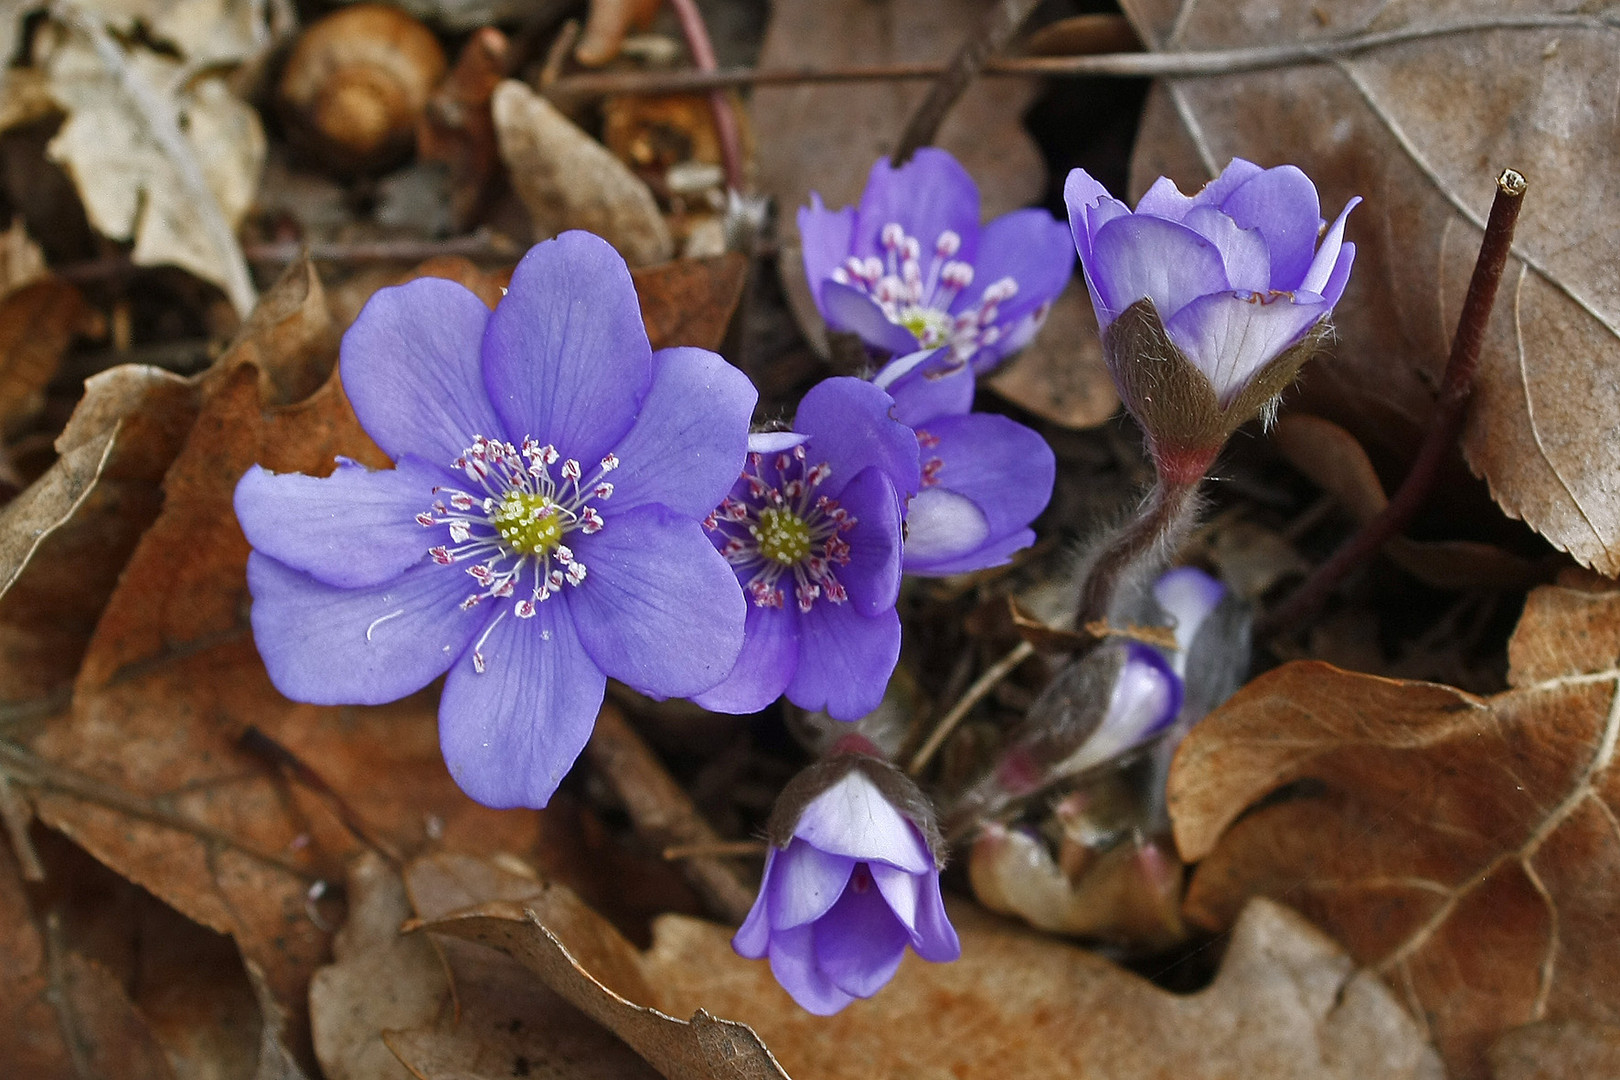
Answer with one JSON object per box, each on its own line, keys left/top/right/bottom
{"left": 1065, "top": 160, "right": 1358, "bottom": 482}
{"left": 734, "top": 741, "right": 959, "bottom": 1014}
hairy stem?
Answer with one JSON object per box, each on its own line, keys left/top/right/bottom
{"left": 1076, "top": 476, "right": 1203, "bottom": 628}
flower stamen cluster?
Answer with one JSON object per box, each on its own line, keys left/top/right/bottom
{"left": 706, "top": 445, "right": 854, "bottom": 613}
{"left": 830, "top": 222, "right": 1017, "bottom": 364}
{"left": 419, "top": 435, "right": 619, "bottom": 622}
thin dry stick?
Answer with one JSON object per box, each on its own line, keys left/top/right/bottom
{"left": 665, "top": 0, "right": 745, "bottom": 193}
{"left": 663, "top": 839, "right": 768, "bottom": 860}
{"left": 0, "top": 771, "right": 44, "bottom": 881}
{"left": 908, "top": 639, "right": 1035, "bottom": 777}
{"left": 891, "top": 0, "right": 1044, "bottom": 165}
{"left": 584, "top": 704, "right": 755, "bottom": 923}
{"left": 1259, "top": 168, "right": 1527, "bottom": 637}
{"left": 545, "top": 12, "right": 1610, "bottom": 99}
{"left": 51, "top": 0, "right": 258, "bottom": 318}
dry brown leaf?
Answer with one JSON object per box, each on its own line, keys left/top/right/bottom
{"left": 384, "top": 852, "right": 663, "bottom": 1080}
{"left": 0, "top": 364, "right": 196, "bottom": 704}
{"left": 631, "top": 252, "right": 748, "bottom": 354}
{"left": 418, "top": 28, "right": 508, "bottom": 231}
{"left": 422, "top": 878, "right": 1440, "bottom": 1080}
{"left": 1489, "top": 1019, "right": 1620, "bottom": 1080}
{"left": 751, "top": 0, "right": 1050, "bottom": 352}
{"left": 0, "top": 832, "right": 74, "bottom": 1076}
{"left": 0, "top": 279, "right": 87, "bottom": 436}
{"left": 492, "top": 79, "right": 674, "bottom": 267}
{"left": 986, "top": 281, "right": 1120, "bottom": 430}
{"left": 1168, "top": 580, "right": 1620, "bottom": 1077}
{"left": 1123, "top": 0, "right": 1620, "bottom": 574}
{"left": 1273, "top": 413, "right": 1546, "bottom": 590}
{"left": 575, "top": 0, "right": 663, "bottom": 67}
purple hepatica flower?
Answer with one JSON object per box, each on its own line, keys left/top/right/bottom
{"left": 801, "top": 148, "right": 1075, "bottom": 373}
{"left": 694, "top": 377, "right": 919, "bottom": 721}
{"left": 873, "top": 349, "right": 1054, "bottom": 576}
{"left": 735, "top": 759, "right": 960, "bottom": 1014}
{"left": 1047, "top": 641, "right": 1182, "bottom": 780}
{"left": 1065, "top": 160, "right": 1358, "bottom": 437}
{"left": 235, "top": 231, "right": 753, "bottom": 809}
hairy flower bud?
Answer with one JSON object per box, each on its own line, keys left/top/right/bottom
{"left": 734, "top": 743, "right": 959, "bottom": 1014}
{"left": 1065, "top": 160, "right": 1358, "bottom": 480}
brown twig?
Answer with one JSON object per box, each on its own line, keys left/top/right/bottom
{"left": 56, "top": 233, "right": 522, "bottom": 282}
{"left": 1260, "top": 168, "right": 1527, "bottom": 637}
{"left": 908, "top": 640, "right": 1035, "bottom": 777}
{"left": 891, "top": 0, "right": 1043, "bottom": 165}
{"left": 664, "top": 0, "right": 746, "bottom": 193}
{"left": 544, "top": 13, "right": 1608, "bottom": 99}
{"left": 584, "top": 704, "right": 755, "bottom": 923}
{"left": 662, "top": 839, "right": 768, "bottom": 860}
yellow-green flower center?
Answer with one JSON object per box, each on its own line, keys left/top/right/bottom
{"left": 754, "top": 507, "right": 811, "bottom": 565}
{"left": 493, "top": 491, "right": 566, "bottom": 556}
{"left": 898, "top": 305, "right": 953, "bottom": 347}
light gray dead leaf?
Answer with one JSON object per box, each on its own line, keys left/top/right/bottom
{"left": 310, "top": 854, "right": 446, "bottom": 1080}
{"left": 79, "top": 0, "right": 271, "bottom": 67}
{"left": 1123, "top": 0, "right": 1620, "bottom": 574}
{"left": 39, "top": 28, "right": 264, "bottom": 308}
{"left": 492, "top": 79, "right": 673, "bottom": 267}
{"left": 750, "top": 0, "right": 1051, "bottom": 353}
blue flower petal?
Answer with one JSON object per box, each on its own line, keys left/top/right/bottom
{"left": 604, "top": 346, "right": 755, "bottom": 518}
{"left": 247, "top": 553, "right": 485, "bottom": 705}
{"left": 872, "top": 349, "right": 972, "bottom": 428}
{"left": 1164, "top": 289, "right": 1330, "bottom": 404}
{"left": 829, "top": 467, "right": 903, "bottom": 617}
{"left": 568, "top": 504, "right": 745, "bottom": 698}
{"left": 767, "top": 925, "right": 856, "bottom": 1015}
{"left": 799, "top": 194, "right": 856, "bottom": 298}
{"left": 812, "top": 875, "right": 910, "bottom": 998}
{"left": 235, "top": 455, "right": 451, "bottom": 589}
{"left": 1088, "top": 214, "right": 1231, "bottom": 325}
{"left": 1216, "top": 164, "right": 1322, "bottom": 292}
{"left": 851, "top": 148, "right": 980, "bottom": 265}
{"left": 793, "top": 771, "right": 932, "bottom": 873}
{"left": 482, "top": 232, "right": 651, "bottom": 468}
{"left": 793, "top": 377, "right": 920, "bottom": 502}
{"left": 437, "top": 593, "right": 605, "bottom": 808}
{"left": 341, "top": 277, "right": 506, "bottom": 467}
{"left": 785, "top": 602, "right": 900, "bottom": 722}
{"left": 689, "top": 602, "right": 800, "bottom": 715}
{"left": 768, "top": 840, "right": 856, "bottom": 931}
{"left": 818, "top": 280, "right": 925, "bottom": 357}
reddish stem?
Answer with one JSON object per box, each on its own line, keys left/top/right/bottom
{"left": 665, "top": 0, "right": 745, "bottom": 194}
{"left": 1260, "top": 168, "right": 1526, "bottom": 637}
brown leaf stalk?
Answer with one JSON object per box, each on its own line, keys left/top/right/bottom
{"left": 890, "top": 0, "right": 1044, "bottom": 166}
{"left": 545, "top": 13, "right": 1609, "bottom": 99}
{"left": 1260, "top": 168, "right": 1527, "bottom": 637}
{"left": 583, "top": 704, "right": 755, "bottom": 923}
{"left": 664, "top": 0, "right": 745, "bottom": 193}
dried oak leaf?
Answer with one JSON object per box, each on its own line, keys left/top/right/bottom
{"left": 751, "top": 0, "right": 1050, "bottom": 353}
{"left": 1489, "top": 1018, "right": 1620, "bottom": 1080}
{"left": 0, "top": 278, "right": 89, "bottom": 438}
{"left": 421, "top": 879, "right": 1440, "bottom": 1080}
{"left": 0, "top": 363, "right": 196, "bottom": 704}
{"left": 380, "top": 852, "right": 663, "bottom": 1080}
{"left": 1169, "top": 579, "right": 1620, "bottom": 1078}
{"left": 1123, "top": 0, "right": 1620, "bottom": 574}
{"left": 20, "top": 274, "right": 539, "bottom": 1065}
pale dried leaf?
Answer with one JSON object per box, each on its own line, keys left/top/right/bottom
{"left": 42, "top": 32, "right": 265, "bottom": 301}
{"left": 310, "top": 854, "right": 446, "bottom": 1080}
{"left": 1125, "top": 0, "right": 1620, "bottom": 573}
{"left": 0, "top": 364, "right": 196, "bottom": 703}
{"left": 1489, "top": 1019, "right": 1620, "bottom": 1080}
{"left": 649, "top": 897, "right": 1440, "bottom": 1080}
{"left": 492, "top": 79, "right": 673, "bottom": 267}
{"left": 1169, "top": 581, "right": 1620, "bottom": 1077}
{"left": 0, "top": 218, "right": 47, "bottom": 294}
{"left": 751, "top": 0, "right": 1050, "bottom": 352}
{"left": 79, "top": 0, "right": 269, "bottom": 66}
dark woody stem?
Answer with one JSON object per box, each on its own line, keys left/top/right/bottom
{"left": 1259, "top": 168, "right": 1527, "bottom": 637}
{"left": 890, "top": 0, "right": 1044, "bottom": 165}
{"left": 665, "top": 0, "right": 746, "bottom": 194}
{"left": 1075, "top": 470, "right": 1207, "bottom": 628}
